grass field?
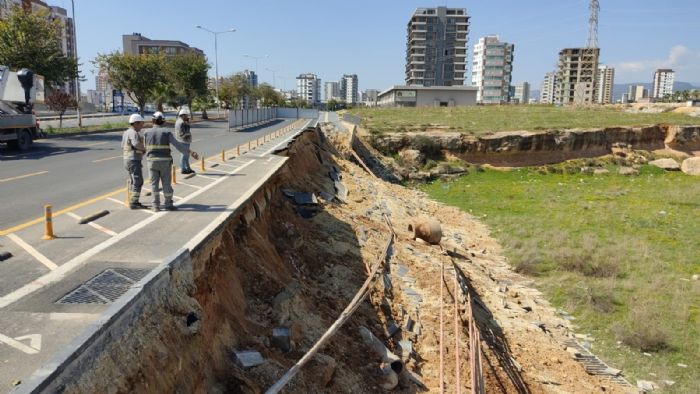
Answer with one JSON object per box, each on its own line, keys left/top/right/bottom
{"left": 422, "top": 164, "right": 700, "bottom": 392}
{"left": 351, "top": 105, "right": 700, "bottom": 135}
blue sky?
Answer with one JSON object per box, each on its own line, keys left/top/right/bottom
{"left": 52, "top": 0, "right": 700, "bottom": 92}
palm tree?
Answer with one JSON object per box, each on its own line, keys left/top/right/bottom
{"left": 151, "top": 82, "right": 175, "bottom": 112}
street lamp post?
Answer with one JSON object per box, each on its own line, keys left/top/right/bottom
{"left": 70, "top": 0, "right": 81, "bottom": 127}
{"left": 243, "top": 54, "right": 268, "bottom": 75}
{"left": 265, "top": 67, "right": 279, "bottom": 88}
{"left": 196, "top": 25, "right": 236, "bottom": 118}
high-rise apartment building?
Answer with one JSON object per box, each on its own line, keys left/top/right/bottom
{"left": 555, "top": 47, "right": 599, "bottom": 104}
{"left": 513, "top": 82, "right": 530, "bottom": 104}
{"left": 123, "top": 33, "right": 204, "bottom": 57}
{"left": 652, "top": 69, "right": 674, "bottom": 99}
{"left": 628, "top": 85, "right": 648, "bottom": 102}
{"left": 340, "top": 74, "right": 359, "bottom": 104}
{"left": 364, "top": 89, "right": 379, "bottom": 107}
{"left": 540, "top": 72, "right": 558, "bottom": 104}
{"left": 241, "top": 70, "right": 257, "bottom": 88}
{"left": 405, "top": 7, "right": 469, "bottom": 87}
{"left": 471, "top": 35, "right": 514, "bottom": 104}
{"left": 2, "top": 1, "right": 79, "bottom": 96}
{"left": 296, "top": 73, "right": 321, "bottom": 105}
{"left": 595, "top": 65, "right": 614, "bottom": 104}
{"left": 324, "top": 81, "right": 340, "bottom": 102}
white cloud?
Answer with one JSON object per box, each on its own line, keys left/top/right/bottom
{"left": 615, "top": 45, "right": 700, "bottom": 74}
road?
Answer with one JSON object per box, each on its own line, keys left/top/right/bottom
{"left": 0, "top": 118, "right": 293, "bottom": 231}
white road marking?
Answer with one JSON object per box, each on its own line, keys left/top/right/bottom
{"left": 0, "top": 332, "right": 41, "bottom": 354}
{"left": 49, "top": 312, "right": 101, "bottom": 321}
{"left": 142, "top": 187, "right": 183, "bottom": 200}
{"left": 66, "top": 212, "right": 117, "bottom": 236}
{"left": 92, "top": 155, "right": 121, "bottom": 163}
{"left": 0, "top": 170, "right": 49, "bottom": 183}
{"left": 106, "top": 197, "right": 127, "bottom": 206}
{"left": 0, "top": 159, "right": 256, "bottom": 309}
{"left": 196, "top": 174, "right": 217, "bottom": 181}
{"left": 205, "top": 160, "right": 236, "bottom": 168}
{"left": 175, "top": 181, "right": 203, "bottom": 189}
{"left": 79, "top": 141, "right": 109, "bottom": 147}
{"left": 6, "top": 233, "right": 58, "bottom": 270}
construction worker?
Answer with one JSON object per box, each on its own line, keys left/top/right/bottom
{"left": 121, "top": 113, "right": 146, "bottom": 209}
{"left": 144, "top": 111, "right": 199, "bottom": 212}
{"left": 175, "top": 108, "right": 194, "bottom": 174}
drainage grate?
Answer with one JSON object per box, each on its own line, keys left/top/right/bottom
{"left": 56, "top": 268, "right": 150, "bottom": 305}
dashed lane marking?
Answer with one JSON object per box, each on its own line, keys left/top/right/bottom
{"left": 0, "top": 170, "right": 49, "bottom": 183}
{"left": 79, "top": 141, "right": 109, "bottom": 147}
{"left": 91, "top": 155, "right": 122, "bottom": 163}
{"left": 0, "top": 159, "right": 256, "bottom": 309}
{"left": 5, "top": 233, "right": 58, "bottom": 270}
{"left": 0, "top": 332, "right": 41, "bottom": 354}
{"left": 66, "top": 212, "right": 117, "bottom": 236}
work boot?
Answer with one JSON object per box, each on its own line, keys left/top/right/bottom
{"left": 129, "top": 202, "right": 147, "bottom": 210}
{"left": 151, "top": 204, "right": 160, "bottom": 212}
{"left": 164, "top": 205, "right": 178, "bottom": 211}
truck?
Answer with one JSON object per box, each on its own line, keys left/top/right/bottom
{"left": 0, "top": 65, "right": 44, "bottom": 150}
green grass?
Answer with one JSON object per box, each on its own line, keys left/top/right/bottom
{"left": 351, "top": 105, "right": 700, "bottom": 135}
{"left": 43, "top": 121, "right": 130, "bottom": 135}
{"left": 422, "top": 165, "right": 700, "bottom": 392}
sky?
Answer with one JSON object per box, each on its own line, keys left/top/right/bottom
{"left": 50, "top": 0, "right": 700, "bottom": 93}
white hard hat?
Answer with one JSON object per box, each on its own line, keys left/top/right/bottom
{"left": 178, "top": 108, "right": 190, "bottom": 116}
{"left": 152, "top": 111, "right": 165, "bottom": 120}
{"left": 129, "top": 114, "right": 145, "bottom": 124}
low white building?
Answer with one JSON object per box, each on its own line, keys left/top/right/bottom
{"left": 296, "top": 73, "right": 321, "bottom": 105}
{"left": 377, "top": 85, "right": 477, "bottom": 107}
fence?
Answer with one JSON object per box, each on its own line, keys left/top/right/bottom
{"left": 228, "top": 108, "right": 320, "bottom": 131}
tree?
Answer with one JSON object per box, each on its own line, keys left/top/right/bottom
{"left": 192, "top": 92, "right": 216, "bottom": 120}
{"left": 94, "top": 52, "right": 165, "bottom": 115}
{"left": 166, "top": 52, "right": 210, "bottom": 111}
{"left": 150, "top": 81, "right": 176, "bottom": 112}
{"left": 0, "top": 6, "right": 78, "bottom": 87}
{"left": 218, "top": 74, "right": 251, "bottom": 109}
{"left": 254, "top": 83, "right": 284, "bottom": 107}
{"left": 45, "top": 91, "right": 77, "bottom": 128}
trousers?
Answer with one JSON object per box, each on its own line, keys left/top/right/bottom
{"left": 124, "top": 159, "right": 143, "bottom": 204}
{"left": 180, "top": 143, "right": 191, "bottom": 172}
{"left": 149, "top": 159, "right": 174, "bottom": 207}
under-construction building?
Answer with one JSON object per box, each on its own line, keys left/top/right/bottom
{"left": 555, "top": 48, "right": 599, "bottom": 105}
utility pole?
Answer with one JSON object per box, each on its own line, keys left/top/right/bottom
{"left": 71, "top": 0, "right": 81, "bottom": 127}
{"left": 243, "top": 54, "right": 268, "bottom": 76}
{"left": 265, "top": 68, "right": 278, "bottom": 88}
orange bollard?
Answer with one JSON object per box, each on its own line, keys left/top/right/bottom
{"left": 172, "top": 165, "right": 177, "bottom": 184}
{"left": 42, "top": 204, "right": 55, "bottom": 240}
{"left": 200, "top": 157, "right": 205, "bottom": 171}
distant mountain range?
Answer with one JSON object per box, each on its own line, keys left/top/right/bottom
{"left": 612, "top": 82, "right": 699, "bottom": 101}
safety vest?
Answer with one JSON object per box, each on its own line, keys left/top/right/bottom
{"left": 144, "top": 127, "right": 174, "bottom": 161}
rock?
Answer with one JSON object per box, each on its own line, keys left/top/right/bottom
{"left": 306, "top": 353, "right": 337, "bottom": 387}
{"left": 399, "top": 149, "right": 425, "bottom": 167}
{"left": 691, "top": 275, "right": 699, "bottom": 281}
{"left": 649, "top": 158, "right": 680, "bottom": 171}
{"left": 681, "top": 157, "right": 700, "bottom": 175}
{"left": 232, "top": 350, "right": 265, "bottom": 369}
{"left": 593, "top": 168, "right": 609, "bottom": 175}
{"left": 618, "top": 166, "right": 639, "bottom": 176}
{"left": 407, "top": 171, "right": 432, "bottom": 183}
{"left": 637, "top": 380, "right": 658, "bottom": 392}
{"left": 661, "top": 380, "right": 676, "bottom": 387}
{"left": 677, "top": 363, "right": 688, "bottom": 368}
{"left": 272, "top": 327, "right": 291, "bottom": 352}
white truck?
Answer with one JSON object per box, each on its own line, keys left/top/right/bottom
{"left": 0, "top": 65, "right": 45, "bottom": 150}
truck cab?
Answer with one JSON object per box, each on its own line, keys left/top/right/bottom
{"left": 0, "top": 65, "right": 44, "bottom": 150}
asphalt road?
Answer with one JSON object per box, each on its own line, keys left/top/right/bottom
{"left": 0, "top": 118, "right": 294, "bottom": 231}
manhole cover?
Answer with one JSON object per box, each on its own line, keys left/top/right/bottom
{"left": 56, "top": 268, "right": 150, "bottom": 305}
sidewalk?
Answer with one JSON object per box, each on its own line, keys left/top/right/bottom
{"left": 0, "top": 118, "right": 315, "bottom": 393}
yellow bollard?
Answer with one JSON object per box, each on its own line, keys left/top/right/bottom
{"left": 221, "top": 149, "right": 225, "bottom": 162}
{"left": 125, "top": 179, "right": 130, "bottom": 206}
{"left": 42, "top": 204, "right": 55, "bottom": 240}
{"left": 237, "top": 145, "right": 240, "bottom": 156}
{"left": 248, "top": 141, "right": 251, "bottom": 151}
{"left": 200, "top": 157, "right": 205, "bottom": 172}
{"left": 172, "top": 165, "right": 177, "bottom": 184}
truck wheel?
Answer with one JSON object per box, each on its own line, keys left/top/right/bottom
{"left": 16, "top": 129, "right": 33, "bottom": 150}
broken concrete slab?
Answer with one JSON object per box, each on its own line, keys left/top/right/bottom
{"left": 272, "top": 327, "right": 291, "bottom": 353}
{"left": 232, "top": 350, "right": 265, "bottom": 369}
{"left": 293, "top": 192, "right": 318, "bottom": 205}
{"left": 385, "top": 321, "right": 400, "bottom": 338}
{"left": 318, "top": 191, "right": 335, "bottom": 203}
{"left": 398, "top": 340, "right": 413, "bottom": 359}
